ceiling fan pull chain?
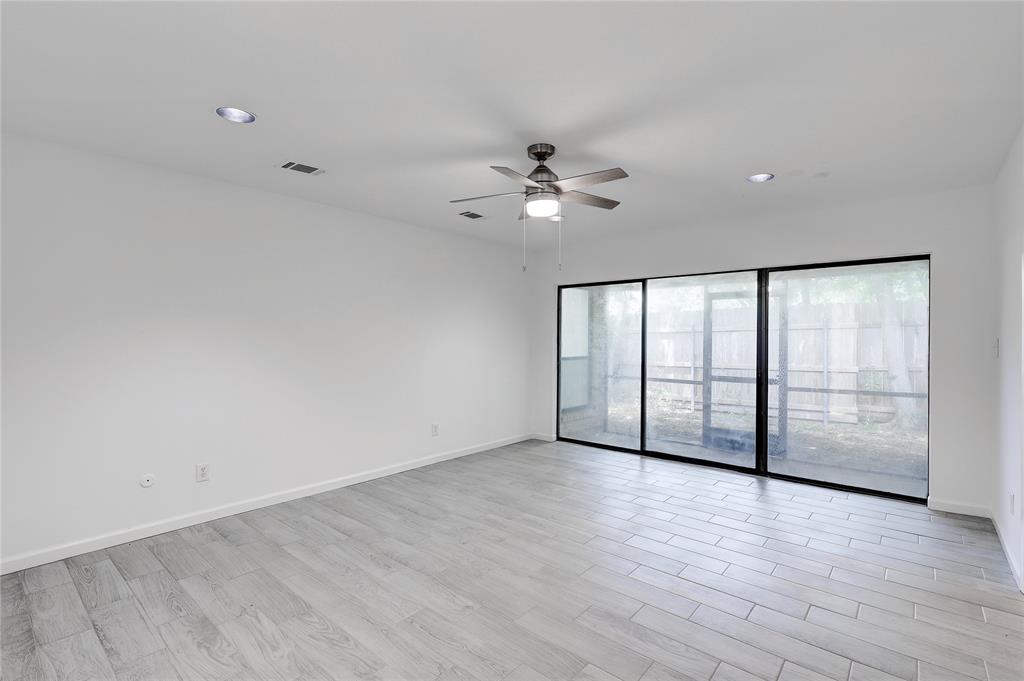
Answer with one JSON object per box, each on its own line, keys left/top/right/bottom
{"left": 522, "top": 195, "right": 528, "bottom": 272}
{"left": 557, "top": 202, "right": 563, "bottom": 271}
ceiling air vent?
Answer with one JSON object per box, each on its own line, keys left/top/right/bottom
{"left": 281, "top": 162, "right": 325, "bottom": 175}
{"left": 459, "top": 210, "right": 484, "bottom": 220}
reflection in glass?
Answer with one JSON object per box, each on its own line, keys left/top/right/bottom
{"left": 559, "top": 283, "right": 642, "bottom": 449}
{"left": 767, "top": 261, "right": 929, "bottom": 497}
{"left": 645, "top": 272, "right": 758, "bottom": 467}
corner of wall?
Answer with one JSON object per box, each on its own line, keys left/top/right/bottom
{"left": 991, "top": 121, "right": 1024, "bottom": 594}
{"left": 992, "top": 510, "right": 1024, "bottom": 592}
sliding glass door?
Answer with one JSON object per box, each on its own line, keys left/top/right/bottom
{"left": 558, "top": 282, "right": 643, "bottom": 449}
{"left": 556, "top": 256, "right": 929, "bottom": 500}
{"left": 646, "top": 272, "right": 758, "bottom": 468}
{"left": 767, "top": 260, "right": 929, "bottom": 497}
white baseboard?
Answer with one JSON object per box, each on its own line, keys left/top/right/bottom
{"left": 928, "top": 497, "right": 1023, "bottom": 594}
{"left": 991, "top": 513, "right": 1024, "bottom": 594}
{"left": 1, "top": 434, "right": 534, "bottom": 574}
{"left": 529, "top": 433, "right": 557, "bottom": 442}
{"left": 926, "top": 497, "right": 991, "bottom": 518}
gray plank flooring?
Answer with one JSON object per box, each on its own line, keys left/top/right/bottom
{"left": 2, "top": 439, "right": 1022, "bottom": 681}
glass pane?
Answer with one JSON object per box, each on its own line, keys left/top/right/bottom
{"left": 646, "top": 272, "right": 758, "bottom": 468}
{"left": 559, "top": 283, "right": 643, "bottom": 449}
{"left": 767, "top": 260, "right": 929, "bottom": 497}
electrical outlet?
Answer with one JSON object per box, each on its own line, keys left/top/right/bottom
{"left": 431, "top": 424, "right": 439, "bottom": 437}
{"left": 139, "top": 474, "right": 155, "bottom": 488}
{"left": 196, "top": 463, "right": 210, "bottom": 483}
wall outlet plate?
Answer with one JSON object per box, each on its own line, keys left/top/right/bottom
{"left": 196, "top": 463, "right": 210, "bottom": 483}
{"left": 431, "top": 424, "right": 439, "bottom": 437}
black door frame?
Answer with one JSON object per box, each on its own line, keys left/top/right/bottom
{"left": 555, "top": 255, "right": 930, "bottom": 504}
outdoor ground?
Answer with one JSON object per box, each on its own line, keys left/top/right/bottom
{"left": 563, "top": 402, "right": 928, "bottom": 497}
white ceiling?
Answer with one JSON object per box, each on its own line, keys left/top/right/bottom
{"left": 3, "top": 2, "right": 1021, "bottom": 246}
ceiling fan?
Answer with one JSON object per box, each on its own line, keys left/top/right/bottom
{"left": 451, "top": 143, "right": 628, "bottom": 221}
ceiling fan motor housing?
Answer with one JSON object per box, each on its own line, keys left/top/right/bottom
{"left": 527, "top": 142, "right": 559, "bottom": 193}
{"left": 528, "top": 164, "right": 559, "bottom": 188}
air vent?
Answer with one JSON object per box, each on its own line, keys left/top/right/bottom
{"left": 459, "top": 211, "right": 484, "bottom": 219}
{"left": 281, "top": 162, "right": 325, "bottom": 175}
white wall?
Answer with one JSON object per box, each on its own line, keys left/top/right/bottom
{"left": 994, "top": 124, "right": 1024, "bottom": 589}
{"left": 1, "top": 133, "right": 1012, "bottom": 574}
{"left": 527, "top": 185, "right": 999, "bottom": 516}
{"left": 1, "top": 135, "right": 531, "bottom": 571}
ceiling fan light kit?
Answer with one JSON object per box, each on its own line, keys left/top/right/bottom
{"left": 452, "top": 143, "right": 628, "bottom": 271}
{"left": 526, "top": 191, "right": 560, "bottom": 218}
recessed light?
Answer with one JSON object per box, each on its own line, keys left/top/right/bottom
{"left": 747, "top": 173, "right": 775, "bottom": 183}
{"left": 216, "top": 107, "right": 256, "bottom": 124}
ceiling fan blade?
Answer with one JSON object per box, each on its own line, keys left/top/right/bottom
{"left": 450, "top": 191, "right": 523, "bottom": 204}
{"left": 491, "top": 166, "right": 543, "bottom": 188}
{"left": 560, "top": 190, "right": 620, "bottom": 210}
{"left": 552, "top": 168, "right": 628, "bottom": 193}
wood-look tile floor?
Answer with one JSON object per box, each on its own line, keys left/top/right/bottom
{"left": 3, "top": 440, "right": 1022, "bottom": 681}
